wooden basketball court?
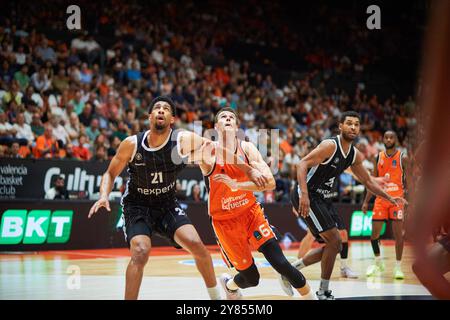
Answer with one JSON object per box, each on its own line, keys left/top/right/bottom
{"left": 0, "top": 240, "right": 432, "bottom": 300}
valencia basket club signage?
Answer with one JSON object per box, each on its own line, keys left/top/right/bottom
{"left": 0, "top": 159, "right": 204, "bottom": 200}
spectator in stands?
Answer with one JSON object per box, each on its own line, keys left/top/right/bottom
{"left": 78, "top": 102, "right": 93, "bottom": 127}
{"left": 2, "top": 81, "right": 22, "bottom": 107}
{"left": 34, "top": 124, "right": 59, "bottom": 158}
{"left": 72, "top": 134, "right": 91, "bottom": 160}
{"left": 13, "top": 112, "right": 34, "bottom": 146}
{"left": 64, "top": 112, "right": 82, "bottom": 142}
{"left": 91, "top": 145, "right": 107, "bottom": 162}
{"left": 69, "top": 90, "right": 85, "bottom": 115}
{"left": 45, "top": 175, "right": 69, "bottom": 200}
{"left": 35, "top": 38, "right": 57, "bottom": 64}
{"left": 30, "top": 112, "right": 45, "bottom": 138}
{"left": 175, "top": 181, "right": 187, "bottom": 201}
{"left": 9, "top": 142, "right": 22, "bottom": 158}
{"left": 107, "top": 135, "right": 121, "bottom": 158}
{"left": 52, "top": 68, "right": 70, "bottom": 93}
{"left": 0, "top": 111, "right": 16, "bottom": 146}
{"left": 85, "top": 118, "right": 100, "bottom": 142}
{"left": 50, "top": 115, "right": 69, "bottom": 147}
{"left": 14, "top": 64, "right": 30, "bottom": 90}
{"left": 188, "top": 183, "right": 203, "bottom": 202}
{"left": 30, "top": 67, "right": 51, "bottom": 93}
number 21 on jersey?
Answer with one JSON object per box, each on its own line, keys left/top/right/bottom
{"left": 150, "top": 172, "right": 163, "bottom": 184}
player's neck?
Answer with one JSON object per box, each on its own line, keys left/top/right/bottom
{"left": 148, "top": 127, "right": 171, "bottom": 148}
{"left": 218, "top": 133, "right": 237, "bottom": 152}
{"left": 338, "top": 134, "right": 352, "bottom": 153}
{"left": 385, "top": 148, "right": 397, "bottom": 156}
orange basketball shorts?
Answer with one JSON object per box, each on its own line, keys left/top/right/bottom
{"left": 372, "top": 199, "right": 405, "bottom": 221}
{"left": 211, "top": 203, "right": 275, "bottom": 270}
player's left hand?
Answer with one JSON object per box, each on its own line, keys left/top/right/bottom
{"left": 213, "top": 174, "right": 238, "bottom": 191}
{"left": 390, "top": 196, "right": 408, "bottom": 206}
{"left": 247, "top": 168, "right": 268, "bottom": 188}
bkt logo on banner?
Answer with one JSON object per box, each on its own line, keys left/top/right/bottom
{"left": 349, "top": 210, "right": 386, "bottom": 237}
{"left": 0, "top": 210, "right": 73, "bottom": 244}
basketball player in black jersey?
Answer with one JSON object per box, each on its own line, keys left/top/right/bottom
{"left": 88, "top": 96, "right": 267, "bottom": 300}
{"left": 280, "top": 111, "right": 407, "bottom": 299}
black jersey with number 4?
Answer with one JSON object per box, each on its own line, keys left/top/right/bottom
{"left": 305, "top": 135, "right": 357, "bottom": 201}
{"left": 121, "top": 129, "right": 186, "bottom": 206}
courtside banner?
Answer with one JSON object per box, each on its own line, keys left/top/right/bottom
{"left": 0, "top": 200, "right": 380, "bottom": 251}
{"left": 0, "top": 200, "right": 124, "bottom": 251}
{"left": 0, "top": 159, "right": 204, "bottom": 200}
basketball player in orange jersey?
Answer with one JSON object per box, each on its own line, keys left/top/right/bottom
{"left": 363, "top": 130, "right": 409, "bottom": 279}
{"left": 189, "top": 107, "right": 315, "bottom": 300}
{"left": 88, "top": 96, "right": 267, "bottom": 300}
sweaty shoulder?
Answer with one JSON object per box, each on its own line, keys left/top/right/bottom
{"left": 318, "top": 139, "right": 337, "bottom": 155}
{"left": 120, "top": 135, "right": 138, "bottom": 162}
{"left": 241, "top": 140, "right": 257, "bottom": 154}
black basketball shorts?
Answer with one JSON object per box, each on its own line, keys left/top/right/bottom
{"left": 290, "top": 187, "right": 344, "bottom": 241}
{"left": 122, "top": 201, "right": 192, "bottom": 248}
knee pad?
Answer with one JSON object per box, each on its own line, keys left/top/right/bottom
{"left": 234, "top": 263, "right": 260, "bottom": 288}
{"left": 260, "top": 239, "right": 306, "bottom": 288}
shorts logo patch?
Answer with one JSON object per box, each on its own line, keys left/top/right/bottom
{"left": 253, "top": 231, "right": 262, "bottom": 240}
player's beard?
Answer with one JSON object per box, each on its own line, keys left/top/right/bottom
{"left": 154, "top": 120, "right": 168, "bottom": 132}
{"left": 341, "top": 130, "right": 357, "bottom": 142}
{"left": 384, "top": 142, "right": 395, "bottom": 150}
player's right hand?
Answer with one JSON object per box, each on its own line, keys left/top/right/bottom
{"left": 248, "top": 168, "right": 269, "bottom": 188}
{"left": 88, "top": 197, "right": 111, "bottom": 218}
{"left": 299, "top": 195, "right": 310, "bottom": 218}
{"left": 362, "top": 202, "right": 369, "bottom": 214}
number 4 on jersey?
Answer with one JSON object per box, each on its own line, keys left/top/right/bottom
{"left": 324, "top": 177, "right": 335, "bottom": 188}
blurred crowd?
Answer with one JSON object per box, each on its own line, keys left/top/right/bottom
{"left": 0, "top": 1, "right": 418, "bottom": 202}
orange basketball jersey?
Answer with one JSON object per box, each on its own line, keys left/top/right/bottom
{"left": 205, "top": 141, "right": 257, "bottom": 220}
{"left": 376, "top": 150, "right": 405, "bottom": 199}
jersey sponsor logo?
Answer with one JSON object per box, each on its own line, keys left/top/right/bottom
{"left": 384, "top": 182, "right": 400, "bottom": 193}
{"left": 392, "top": 160, "right": 397, "bottom": 168}
{"left": 314, "top": 188, "right": 338, "bottom": 199}
{"left": 221, "top": 193, "right": 250, "bottom": 210}
{"left": 135, "top": 153, "right": 143, "bottom": 161}
{"left": 334, "top": 157, "right": 340, "bottom": 164}
{"left": 137, "top": 181, "right": 176, "bottom": 196}
{"left": 253, "top": 230, "right": 262, "bottom": 240}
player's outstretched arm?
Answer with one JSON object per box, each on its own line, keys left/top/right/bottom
{"left": 88, "top": 137, "right": 134, "bottom": 218}
{"left": 296, "top": 140, "right": 337, "bottom": 218}
{"left": 351, "top": 151, "right": 407, "bottom": 207}
{"left": 212, "top": 141, "right": 275, "bottom": 192}
{"left": 178, "top": 130, "right": 268, "bottom": 187}
{"left": 359, "top": 158, "right": 379, "bottom": 213}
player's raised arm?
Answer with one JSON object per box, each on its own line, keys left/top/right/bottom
{"left": 178, "top": 130, "right": 268, "bottom": 188}
{"left": 296, "top": 140, "right": 337, "bottom": 218}
{"left": 213, "top": 141, "right": 275, "bottom": 192}
{"left": 88, "top": 137, "right": 134, "bottom": 218}
{"left": 351, "top": 150, "right": 407, "bottom": 207}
